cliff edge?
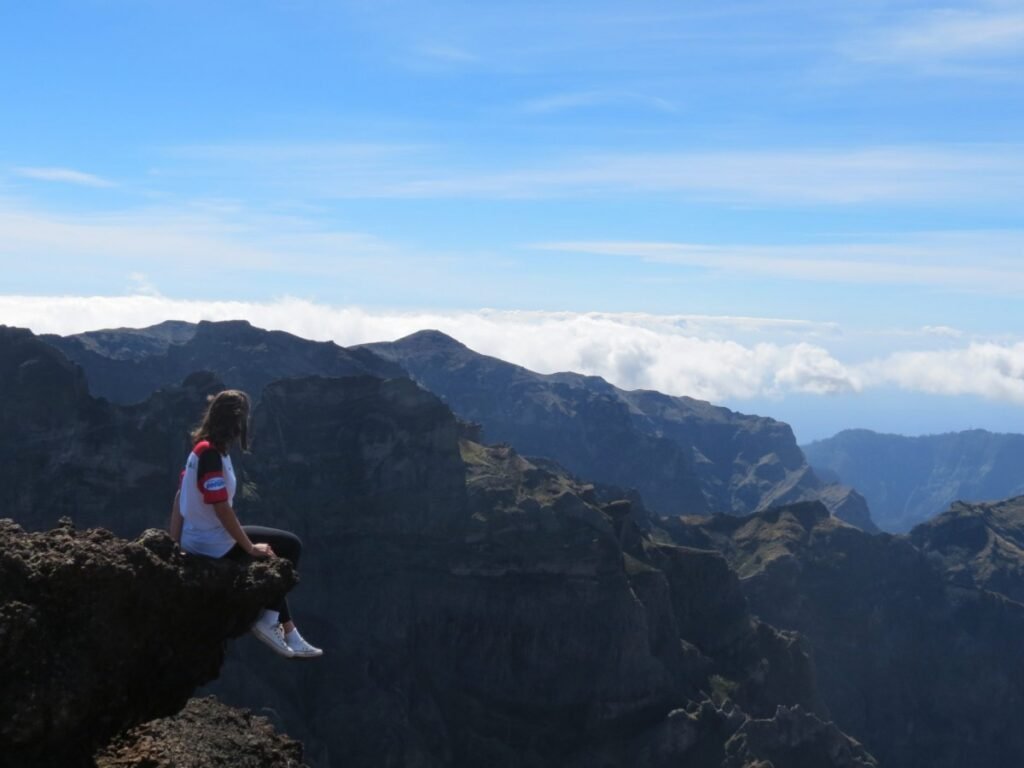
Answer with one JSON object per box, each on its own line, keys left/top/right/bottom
{"left": 0, "top": 518, "right": 298, "bottom": 767}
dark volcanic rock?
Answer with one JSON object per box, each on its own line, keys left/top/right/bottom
{"left": 665, "top": 501, "right": 1024, "bottom": 767}
{"left": 364, "top": 330, "right": 872, "bottom": 528}
{"left": 250, "top": 375, "right": 468, "bottom": 537}
{"left": 2, "top": 326, "right": 874, "bottom": 767}
{"left": 910, "top": 495, "right": 1024, "bottom": 602}
{"left": 804, "top": 428, "right": 1024, "bottom": 532}
{"left": 43, "top": 319, "right": 404, "bottom": 404}
{"left": 0, "top": 519, "right": 295, "bottom": 767}
{"left": 95, "top": 696, "right": 307, "bottom": 768}
{"left": 213, "top": 398, "right": 866, "bottom": 766}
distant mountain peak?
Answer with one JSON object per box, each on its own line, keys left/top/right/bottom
{"left": 393, "top": 329, "right": 468, "bottom": 349}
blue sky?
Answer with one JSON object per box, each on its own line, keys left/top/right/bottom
{"left": 2, "top": 1, "right": 1024, "bottom": 440}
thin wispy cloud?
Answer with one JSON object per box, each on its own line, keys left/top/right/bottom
{"left": 921, "top": 325, "right": 964, "bottom": 339}
{"left": 535, "top": 235, "right": 1024, "bottom": 294}
{"left": 417, "top": 44, "right": 479, "bottom": 63}
{"left": 0, "top": 202, "right": 394, "bottom": 273}
{"left": 847, "top": 6, "right": 1024, "bottom": 67}
{"left": 126, "top": 272, "right": 162, "bottom": 297}
{"left": 520, "top": 90, "right": 678, "bottom": 114}
{"left": 13, "top": 167, "right": 114, "bottom": 188}
{"left": 164, "top": 141, "right": 1024, "bottom": 205}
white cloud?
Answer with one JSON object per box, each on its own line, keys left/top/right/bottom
{"left": 14, "top": 167, "right": 114, "bottom": 188}
{"left": 0, "top": 296, "right": 861, "bottom": 402}
{"left": 127, "top": 273, "right": 162, "bottom": 297}
{"left": 6, "top": 295, "right": 1024, "bottom": 406}
{"left": 864, "top": 343, "right": 1024, "bottom": 404}
{"left": 921, "top": 325, "right": 964, "bottom": 339}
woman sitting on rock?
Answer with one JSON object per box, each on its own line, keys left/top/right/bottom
{"left": 169, "top": 389, "right": 322, "bottom": 659}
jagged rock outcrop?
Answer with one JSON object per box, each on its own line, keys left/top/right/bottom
{"left": 804, "top": 428, "right": 1024, "bottom": 532}
{"left": 95, "top": 696, "right": 307, "bottom": 768}
{"left": 363, "top": 330, "right": 874, "bottom": 528}
{"left": 664, "top": 501, "right": 1024, "bottom": 767}
{"left": 43, "top": 319, "right": 403, "bottom": 405}
{"left": 910, "top": 495, "right": 1024, "bottom": 602}
{"left": 0, "top": 518, "right": 295, "bottom": 767}
{"left": 722, "top": 705, "right": 877, "bottom": 768}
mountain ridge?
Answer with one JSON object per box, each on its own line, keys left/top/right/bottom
{"left": 37, "top": 321, "right": 876, "bottom": 530}
{"left": 365, "top": 329, "right": 876, "bottom": 530}
{"left": 804, "top": 427, "right": 1024, "bottom": 532}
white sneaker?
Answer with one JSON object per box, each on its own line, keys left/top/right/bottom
{"left": 250, "top": 621, "right": 295, "bottom": 658}
{"left": 285, "top": 628, "right": 323, "bottom": 658}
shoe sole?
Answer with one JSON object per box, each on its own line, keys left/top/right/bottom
{"left": 289, "top": 649, "right": 324, "bottom": 659}
{"left": 250, "top": 626, "right": 295, "bottom": 658}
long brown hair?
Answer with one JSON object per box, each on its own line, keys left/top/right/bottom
{"left": 191, "top": 389, "right": 251, "bottom": 452}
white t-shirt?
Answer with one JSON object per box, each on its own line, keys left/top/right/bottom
{"left": 179, "top": 441, "right": 237, "bottom": 557}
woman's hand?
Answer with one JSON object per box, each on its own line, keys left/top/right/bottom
{"left": 250, "top": 542, "right": 276, "bottom": 558}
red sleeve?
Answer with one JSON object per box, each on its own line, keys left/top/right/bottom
{"left": 195, "top": 444, "right": 229, "bottom": 504}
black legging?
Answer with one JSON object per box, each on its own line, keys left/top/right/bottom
{"left": 224, "top": 525, "right": 302, "bottom": 624}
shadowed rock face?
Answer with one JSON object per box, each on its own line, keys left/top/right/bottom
{"left": 95, "top": 697, "right": 307, "bottom": 768}
{"left": 0, "top": 327, "right": 875, "bottom": 767}
{"left": 43, "top": 319, "right": 404, "bottom": 405}
{"left": 721, "top": 705, "right": 877, "bottom": 768}
{"left": 910, "top": 495, "right": 1024, "bottom": 602}
{"left": 0, "top": 329, "right": 222, "bottom": 535}
{"left": 804, "top": 428, "right": 1024, "bottom": 532}
{"left": 364, "top": 330, "right": 873, "bottom": 528}
{"left": 664, "top": 501, "right": 1024, "bottom": 768}
{"left": 0, "top": 519, "right": 295, "bottom": 768}
{"left": 37, "top": 322, "right": 875, "bottom": 530}
{"left": 220, "top": 425, "right": 870, "bottom": 767}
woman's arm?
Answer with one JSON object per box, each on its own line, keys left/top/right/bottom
{"left": 212, "top": 501, "right": 274, "bottom": 558}
{"left": 169, "top": 490, "right": 183, "bottom": 543}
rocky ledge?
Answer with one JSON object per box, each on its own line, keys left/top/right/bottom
{"left": 95, "top": 696, "right": 306, "bottom": 768}
{"left": 0, "top": 518, "right": 296, "bottom": 767}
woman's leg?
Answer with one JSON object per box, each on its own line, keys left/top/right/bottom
{"left": 241, "top": 525, "right": 302, "bottom": 625}
{"left": 232, "top": 525, "right": 321, "bottom": 657}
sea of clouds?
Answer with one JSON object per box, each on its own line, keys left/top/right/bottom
{"left": 3, "top": 294, "right": 1023, "bottom": 406}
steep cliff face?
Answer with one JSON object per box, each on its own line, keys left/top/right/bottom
{"left": 2, "top": 326, "right": 875, "bottom": 766}
{"left": 804, "top": 428, "right": 1024, "bottom": 532}
{"left": 364, "top": 330, "right": 872, "bottom": 528}
{"left": 0, "top": 327, "right": 222, "bottom": 535}
{"left": 43, "top": 319, "right": 404, "bottom": 404}
{"left": 664, "top": 502, "right": 1024, "bottom": 767}
{"left": 212, "top": 404, "right": 869, "bottom": 766}
{"left": 0, "top": 519, "right": 296, "bottom": 767}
